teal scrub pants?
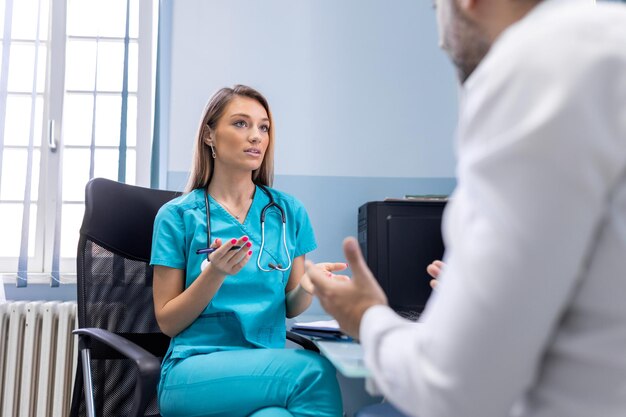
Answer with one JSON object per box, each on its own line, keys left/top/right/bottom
{"left": 158, "top": 349, "right": 343, "bottom": 417}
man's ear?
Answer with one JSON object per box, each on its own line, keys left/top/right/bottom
{"left": 458, "top": 0, "right": 478, "bottom": 12}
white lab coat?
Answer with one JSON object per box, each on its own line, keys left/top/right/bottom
{"left": 360, "top": 1, "right": 626, "bottom": 416}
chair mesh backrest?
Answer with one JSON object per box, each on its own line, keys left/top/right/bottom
{"left": 72, "top": 178, "right": 180, "bottom": 417}
{"left": 76, "top": 240, "right": 161, "bottom": 417}
{"left": 79, "top": 240, "right": 160, "bottom": 333}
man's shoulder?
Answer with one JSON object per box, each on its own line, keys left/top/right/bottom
{"left": 507, "top": 1, "right": 626, "bottom": 58}
{"left": 474, "top": 1, "right": 626, "bottom": 89}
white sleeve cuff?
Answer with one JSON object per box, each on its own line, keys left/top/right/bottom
{"left": 359, "top": 304, "right": 404, "bottom": 348}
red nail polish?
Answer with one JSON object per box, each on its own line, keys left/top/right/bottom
{"left": 231, "top": 239, "right": 237, "bottom": 244}
{"left": 246, "top": 241, "right": 252, "bottom": 247}
{"left": 242, "top": 236, "right": 249, "bottom": 242}
{"left": 248, "top": 250, "right": 252, "bottom": 256}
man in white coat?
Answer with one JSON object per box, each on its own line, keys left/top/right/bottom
{"left": 307, "top": 1, "right": 626, "bottom": 416}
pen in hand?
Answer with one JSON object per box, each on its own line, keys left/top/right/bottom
{"left": 196, "top": 246, "right": 242, "bottom": 255}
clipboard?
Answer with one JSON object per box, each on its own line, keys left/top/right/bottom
{"left": 290, "top": 319, "right": 352, "bottom": 341}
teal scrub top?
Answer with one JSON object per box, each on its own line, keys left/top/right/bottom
{"left": 150, "top": 185, "right": 317, "bottom": 359}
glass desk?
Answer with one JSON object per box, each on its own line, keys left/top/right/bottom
{"left": 314, "top": 340, "right": 370, "bottom": 378}
{"left": 288, "top": 317, "right": 383, "bottom": 415}
{"left": 288, "top": 314, "right": 370, "bottom": 378}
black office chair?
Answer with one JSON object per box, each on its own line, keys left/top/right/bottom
{"left": 70, "top": 178, "right": 179, "bottom": 417}
{"left": 70, "top": 178, "right": 318, "bottom": 417}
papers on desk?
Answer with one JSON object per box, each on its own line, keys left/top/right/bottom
{"left": 293, "top": 319, "right": 339, "bottom": 331}
{"left": 290, "top": 319, "right": 352, "bottom": 341}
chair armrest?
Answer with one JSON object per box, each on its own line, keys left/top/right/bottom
{"left": 73, "top": 328, "right": 161, "bottom": 417}
{"left": 286, "top": 330, "right": 319, "bottom": 353}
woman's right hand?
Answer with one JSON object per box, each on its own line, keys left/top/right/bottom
{"left": 207, "top": 236, "right": 253, "bottom": 276}
{"left": 154, "top": 236, "right": 252, "bottom": 337}
{"left": 426, "top": 260, "right": 445, "bottom": 289}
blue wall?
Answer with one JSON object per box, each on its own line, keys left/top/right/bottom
{"left": 168, "top": 173, "right": 456, "bottom": 313}
{"left": 4, "top": 282, "right": 76, "bottom": 301}
{"left": 164, "top": 0, "right": 458, "bottom": 179}
{"left": 162, "top": 0, "right": 459, "bottom": 314}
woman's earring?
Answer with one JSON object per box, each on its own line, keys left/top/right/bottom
{"left": 209, "top": 144, "right": 216, "bottom": 158}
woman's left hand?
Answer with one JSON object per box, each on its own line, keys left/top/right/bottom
{"left": 300, "top": 262, "right": 350, "bottom": 294}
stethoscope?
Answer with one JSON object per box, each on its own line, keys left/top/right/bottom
{"left": 197, "top": 184, "right": 292, "bottom": 273}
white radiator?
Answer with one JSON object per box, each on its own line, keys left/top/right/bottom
{"left": 0, "top": 301, "right": 78, "bottom": 417}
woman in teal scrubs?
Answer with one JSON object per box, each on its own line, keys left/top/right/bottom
{"left": 151, "top": 85, "right": 345, "bottom": 417}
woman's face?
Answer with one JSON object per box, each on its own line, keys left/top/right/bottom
{"left": 210, "top": 96, "right": 270, "bottom": 173}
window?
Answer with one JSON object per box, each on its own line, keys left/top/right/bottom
{"left": 0, "top": 0, "right": 157, "bottom": 285}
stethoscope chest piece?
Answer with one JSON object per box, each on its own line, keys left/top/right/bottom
{"left": 201, "top": 258, "right": 210, "bottom": 272}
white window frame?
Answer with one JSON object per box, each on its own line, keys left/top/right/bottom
{"left": 0, "top": 0, "right": 157, "bottom": 283}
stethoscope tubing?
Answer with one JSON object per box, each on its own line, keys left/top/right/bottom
{"left": 202, "top": 184, "right": 292, "bottom": 272}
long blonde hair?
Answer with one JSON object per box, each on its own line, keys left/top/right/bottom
{"left": 185, "top": 85, "right": 275, "bottom": 193}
